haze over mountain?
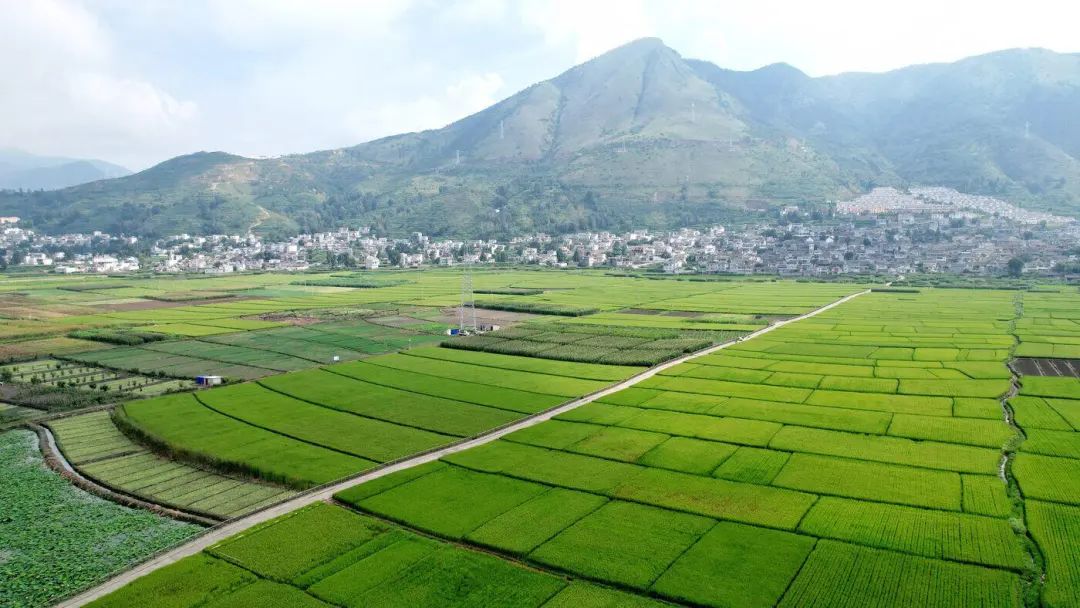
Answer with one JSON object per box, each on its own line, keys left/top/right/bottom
{"left": 0, "top": 149, "right": 131, "bottom": 192}
{"left": 2, "top": 39, "right": 1079, "bottom": 238}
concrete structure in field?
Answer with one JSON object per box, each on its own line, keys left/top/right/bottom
{"left": 195, "top": 375, "right": 222, "bottom": 387}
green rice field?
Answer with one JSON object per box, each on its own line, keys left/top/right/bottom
{"left": 48, "top": 411, "right": 297, "bottom": 519}
{"left": 4, "top": 271, "right": 1079, "bottom": 608}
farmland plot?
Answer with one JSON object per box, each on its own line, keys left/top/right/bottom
{"left": 1009, "top": 367, "right": 1080, "bottom": 606}
{"left": 114, "top": 349, "right": 630, "bottom": 487}
{"left": 322, "top": 288, "right": 1032, "bottom": 607}
{"left": 85, "top": 503, "right": 599, "bottom": 608}
{"left": 35, "top": 281, "right": 1073, "bottom": 608}
{"left": 67, "top": 317, "right": 444, "bottom": 382}
{"left": 1, "top": 430, "right": 198, "bottom": 608}
{"left": 49, "top": 411, "right": 295, "bottom": 519}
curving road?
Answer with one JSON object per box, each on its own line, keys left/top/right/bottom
{"left": 56, "top": 288, "right": 868, "bottom": 607}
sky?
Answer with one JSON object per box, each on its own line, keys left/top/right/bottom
{"left": 2, "top": 0, "right": 1078, "bottom": 171}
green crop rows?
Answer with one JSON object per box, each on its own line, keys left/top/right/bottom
{"left": 48, "top": 411, "right": 296, "bottom": 519}
{"left": 67, "top": 318, "right": 444, "bottom": 382}
{"left": 86, "top": 503, "right": 660, "bottom": 608}
{"left": 7, "top": 273, "right": 1080, "bottom": 608}
{"left": 112, "top": 348, "right": 642, "bottom": 488}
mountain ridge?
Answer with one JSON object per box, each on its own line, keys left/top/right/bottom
{"left": 2, "top": 40, "right": 1079, "bottom": 237}
{"left": 0, "top": 149, "right": 130, "bottom": 191}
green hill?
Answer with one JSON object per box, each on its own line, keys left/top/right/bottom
{"left": 3, "top": 40, "right": 1079, "bottom": 237}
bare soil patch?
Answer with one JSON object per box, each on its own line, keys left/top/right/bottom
{"left": 1013, "top": 357, "right": 1080, "bottom": 377}
{"left": 432, "top": 307, "right": 542, "bottom": 326}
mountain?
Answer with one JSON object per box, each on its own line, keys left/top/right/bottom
{"left": 2, "top": 40, "right": 1079, "bottom": 238}
{"left": 0, "top": 149, "right": 131, "bottom": 191}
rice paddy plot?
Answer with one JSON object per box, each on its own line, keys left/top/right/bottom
{"left": 771, "top": 452, "right": 962, "bottom": 510}
{"left": 797, "top": 497, "right": 1025, "bottom": 569}
{"left": 528, "top": 500, "right": 714, "bottom": 588}
{"left": 1026, "top": 500, "right": 1080, "bottom": 608}
{"left": 1013, "top": 453, "right": 1080, "bottom": 505}
{"left": 114, "top": 348, "right": 611, "bottom": 487}
{"left": 116, "top": 393, "right": 374, "bottom": 488}
{"left": 651, "top": 521, "right": 815, "bottom": 608}
{"left": 259, "top": 369, "right": 521, "bottom": 436}
{"left": 195, "top": 383, "right": 454, "bottom": 463}
{"left": 777, "top": 540, "right": 1022, "bottom": 608}
{"left": 87, "top": 503, "right": 574, "bottom": 608}
{"left": 67, "top": 316, "right": 445, "bottom": 382}
{"left": 48, "top": 412, "right": 296, "bottom": 519}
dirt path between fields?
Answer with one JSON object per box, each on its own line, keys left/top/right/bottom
{"left": 55, "top": 289, "right": 869, "bottom": 607}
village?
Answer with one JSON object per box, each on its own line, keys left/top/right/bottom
{"left": 1, "top": 186, "right": 1077, "bottom": 278}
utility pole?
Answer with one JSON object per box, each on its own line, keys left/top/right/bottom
{"left": 459, "top": 261, "right": 476, "bottom": 334}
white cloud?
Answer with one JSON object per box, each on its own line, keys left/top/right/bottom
{"left": 68, "top": 72, "right": 197, "bottom": 132}
{"left": 521, "top": 0, "right": 654, "bottom": 62}
{"left": 0, "top": 0, "right": 197, "bottom": 168}
{"left": 208, "top": 0, "right": 412, "bottom": 47}
{"left": 446, "top": 73, "right": 506, "bottom": 115}
{"left": 346, "top": 72, "right": 505, "bottom": 139}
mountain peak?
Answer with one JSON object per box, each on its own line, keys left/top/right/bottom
{"left": 583, "top": 37, "right": 676, "bottom": 64}
{"left": 618, "top": 37, "right": 668, "bottom": 51}
{"left": 753, "top": 62, "right": 809, "bottom": 79}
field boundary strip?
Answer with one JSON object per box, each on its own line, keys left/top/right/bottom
{"left": 54, "top": 288, "right": 870, "bottom": 608}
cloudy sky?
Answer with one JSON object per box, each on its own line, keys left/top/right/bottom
{"left": 3, "top": 0, "right": 1078, "bottom": 170}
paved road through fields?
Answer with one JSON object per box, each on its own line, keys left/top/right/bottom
{"left": 57, "top": 288, "right": 869, "bottom": 608}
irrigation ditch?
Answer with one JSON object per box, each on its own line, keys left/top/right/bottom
{"left": 1002, "top": 292, "right": 1046, "bottom": 608}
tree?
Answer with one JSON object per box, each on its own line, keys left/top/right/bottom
{"left": 1006, "top": 257, "right": 1025, "bottom": 277}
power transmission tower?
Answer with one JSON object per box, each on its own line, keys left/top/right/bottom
{"left": 459, "top": 262, "right": 476, "bottom": 334}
